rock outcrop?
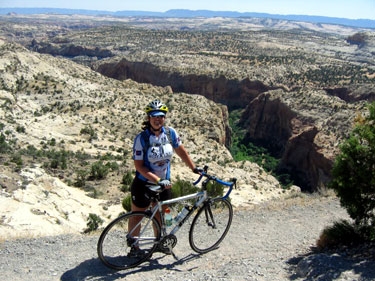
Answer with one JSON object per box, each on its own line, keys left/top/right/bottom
{"left": 29, "top": 39, "right": 114, "bottom": 59}
{"left": 95, "top": 58, "right": 274, "bottom": 110}
{"left": 238, "top": 88, "right": 365, "bottom": 191}
{"left": 279, "top": 126, "right": 333, "bottom": 191}
{"left": 238, "top": 92, "right": 295, "bottom": 155}
{"left": 325, "top": 85, "right": 375, "bottom": 103}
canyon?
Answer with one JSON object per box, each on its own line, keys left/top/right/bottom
{"left": 1, "top": 13, "right": 375, "bottom": 237}
{"left": 2, "top": 14, "right": 375, "bottom": 191}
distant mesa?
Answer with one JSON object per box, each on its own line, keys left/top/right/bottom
{"left": 0, "top": 8, "right": 374, "bottom": 29}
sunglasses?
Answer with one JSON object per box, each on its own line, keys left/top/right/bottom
{"left": 149, "top": 115, "right": 165, "bottom": 118}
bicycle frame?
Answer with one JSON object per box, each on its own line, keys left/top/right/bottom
{"left": 145, "top": 168, "right": 236, "bottom": 237}
{"left": 148, "top": 190, "right": 207, "bottom": 236}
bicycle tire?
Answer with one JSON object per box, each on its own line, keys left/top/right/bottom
{"left": 189, "top": 198, "right": 233, "bottom": 253}
{"left": 97, "top": 211, "right": 160, "bottom": 270}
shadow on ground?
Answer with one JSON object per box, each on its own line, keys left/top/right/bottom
{"left": 287, "top": 249, "right": 375, "bottom": 281}
{"left": 60, "top": 253, "right": 200, "bottom": 281}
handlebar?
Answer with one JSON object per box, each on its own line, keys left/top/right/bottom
{"left": 146, "top": 165, "right": 237, "bottom": 200}
{"left": 193, "top": 165, "right": 237, "bottom": 200}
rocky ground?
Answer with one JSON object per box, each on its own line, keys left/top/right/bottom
{"left": 1, "top": 195, "right": 374, "bottom": 281}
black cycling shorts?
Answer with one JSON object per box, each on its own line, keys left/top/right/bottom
{"left": 130, "top": 176, "right": 171, "bottom": 208}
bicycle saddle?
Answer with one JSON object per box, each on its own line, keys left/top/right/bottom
{"left": 146, "top": 185, "right": 164, "bottom": 193}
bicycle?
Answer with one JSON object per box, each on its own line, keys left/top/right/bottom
{"left": 97, "top": 165, "right": 237, "bottom": 270}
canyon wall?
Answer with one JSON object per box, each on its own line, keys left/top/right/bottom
{"left": 95, "top": 59, "right": 273, "bottom": 110}
{"left": 94, "top": 59, "right": 364, "bottom": 191}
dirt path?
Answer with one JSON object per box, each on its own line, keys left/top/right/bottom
{"left": 1, "top": 195, "right": 375, "bottom": 281}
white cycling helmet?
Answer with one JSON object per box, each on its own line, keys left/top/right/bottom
{"left": 144, "top": 99, "right": 169, "bottom": 116}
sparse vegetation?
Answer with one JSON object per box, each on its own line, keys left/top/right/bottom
{"left": 171, "top": 178, "right": 200, "bottom": 199}
{"left": 84, "top": 213, "right": 104, "bottom": 233}
{"left": 80, "top": 125, "right": 98, "bottom": 142}
{"left": 120, "top": 171, "right": 134, "bottom": 192}
{"left": 122, "top": 195, "right": 132, "bottom": 212}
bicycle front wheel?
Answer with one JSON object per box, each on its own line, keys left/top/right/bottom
{"left": 97, "top": 211, "right": 161, "bottom": 270}
{"left": 189, "top": 198, "right": 233, "bottom": 253}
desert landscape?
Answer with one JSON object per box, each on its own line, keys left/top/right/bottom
{"left": 0, "top": 12, "right": 374, "bottom": 239}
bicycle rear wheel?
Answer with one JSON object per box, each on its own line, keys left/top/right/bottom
{"left": 189, "top": 198, "right": 233, "bottom": 253}
{"left": 97, "top": 211, "right": 160, "bottom": 270}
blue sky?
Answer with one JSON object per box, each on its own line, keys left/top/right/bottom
{"left": 1, "top": 0, "right": 375, "bottom": 20}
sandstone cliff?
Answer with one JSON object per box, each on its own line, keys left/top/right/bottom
{"left": 95, "top": 59, "right": 274, "bottom": 110}
{"left": 238, "top": 88, "right": 367, "bottom": 191}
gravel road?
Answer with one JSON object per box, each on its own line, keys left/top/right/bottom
{"left": 1, "top": 195, "right": 375, "bottom": 281}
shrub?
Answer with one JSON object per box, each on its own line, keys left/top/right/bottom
{"left": 74, "top": 169, "right": 88, "bottom": 187}
{"left": 11, "top": 153, "right": 23, "bottom": 168}
{"left": 328, "top": 102, "right": 375, "bottom": 242}
{"left": 121, "top": 171, "right": 133, "bottom": 185}
{"left": 120, "top": 171, "right": 133, "bottom": 192}
{"left": 206, "top": 180, "right": 225, "bottom": 198}
{"left": 0, "top": 133, "right": 11, "bottom": 153}
{"left": 16, "top": 125, "right": 26, "bottom": 133}
{"left": 122, "top": 195, "right": 132, "bottom": 212}
{"left": 90, "top": 161, "right": 109, "bottom": 179}
{"left": 171, "top": 178, "right": 199, "bottom": 198}
{"left": 317, "top": 220, "right": 365, "bottom": 249}
{"left": 48, "top": 149, "right": 68, "bottom": 169}
{"left": 80, "top": 125, "right": 97, "bottom": 141}
{"left": 84, "top": 213, "right": 104, "bottom": 233}
{"left": 106, "top": 161, "right": 119, "bottom": 171}
{"left": 346, "top": 32, "right": 367, "bottom": 47}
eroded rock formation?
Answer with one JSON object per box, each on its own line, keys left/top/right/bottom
{"left": 95, "top": 59, "right": 274, "bottom": 110}
{"left": 92, "top": 58, "right": 373, "bottom": 191}
{"left": 29, "top": 39, "right": 114, "bottom": 58}
{"left": 238, "top": 89, "right": 358, "bottom": 191}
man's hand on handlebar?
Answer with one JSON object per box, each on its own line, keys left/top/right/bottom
{"left": 193, "top": 167, "right": 204, "bottom": 174}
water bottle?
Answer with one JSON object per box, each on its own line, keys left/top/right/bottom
{"left": 174, "top": 205, "right": 190, "bottom": 224}
{"left": 164, "top": 207, "right": 173, "bottom": 227}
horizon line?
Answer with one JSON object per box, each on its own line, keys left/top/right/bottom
{"left": 1, "top": 7, "right": 375, "bottom": 21}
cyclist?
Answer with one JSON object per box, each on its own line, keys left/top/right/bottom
{"left": 128, "top": 99, "right": 200, "bottom": 256}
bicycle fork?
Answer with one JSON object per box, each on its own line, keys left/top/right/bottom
{"left": 204, "top": 201, "right": 217, "bottom": 229}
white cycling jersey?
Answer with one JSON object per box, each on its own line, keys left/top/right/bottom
{"left": 133, "top": 127, "right": 181, "bottom": 180}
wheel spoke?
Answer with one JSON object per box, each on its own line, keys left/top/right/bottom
{"left": 189, "top": 198, "right": 233, "bottom": 253}
{"left": 97, "top": 212, "right": 160, "bottom": 270}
